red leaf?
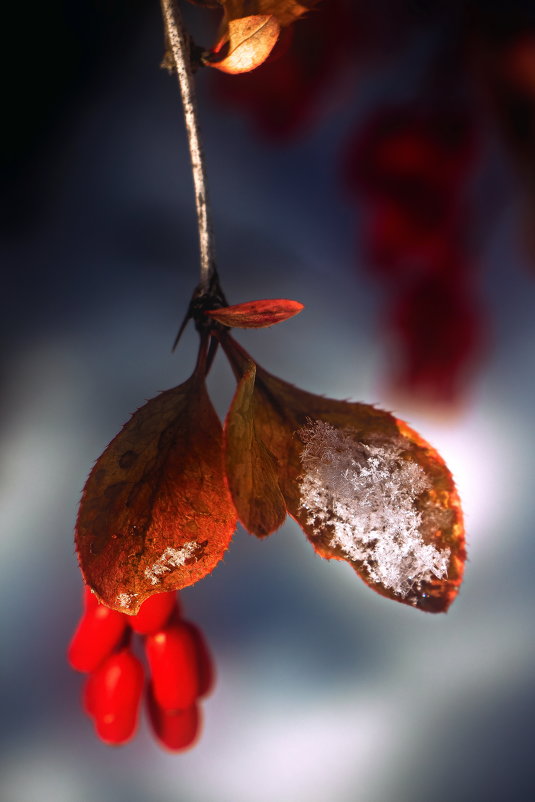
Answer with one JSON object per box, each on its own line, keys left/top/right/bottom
{"left": 224, "top": 360, "right": 286, "bottom": 535}
{"left": 206, "top": 298, "right": 304, "bottom": 328}
{"left": 75, "top": 366, "right": 237, "bottom": 614}
{"left": 221, "top": 335, "right": 465, "bottom": 613}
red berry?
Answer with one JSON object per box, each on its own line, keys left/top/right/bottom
{"left": 146, "top": 684, "right": 200, "bottom": 752}
{"left": 183, "top": 621, "right": 215, "bottom": 698}
{"left": 129, "top": 591, "right": 178, "bottom": 635}
{"left": 145, "top": 622, "right": 200, "bottom": 711}
{"left": 68, "top": 601, "right": 127, "bottom": 673}
{"left": 81, "top": 672, "right": 97, "bottom": 717}
{"left": 90, "top": 649, "right": 144, "bottom": 745}
{"left": 83, "top": 585, "right": 99, "bottom": 611}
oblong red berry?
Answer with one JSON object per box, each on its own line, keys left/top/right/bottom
{"left": 68, "top": 603, "right": 127, "bottom": 673}
{"left": 83, "top": 585, "right": 99, "bottom": 612}
{"left": 91, "top": 648, "right": 144, "bottom": 745}
{"left": 146, "top": 684, "right": 200, "bottom": 752}
{"left": 81, "top": 672, "right": 97, "bottom": 717}
{"left": 129, "top": 591, "right": 179, "bottom": 635}
{"left": 145, "top": 622, "right": 200, "bottom": 711}
{"left": 182, "top": 621, "right": 215, "bottom": 698}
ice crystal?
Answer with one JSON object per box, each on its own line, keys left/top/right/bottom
{"left": 297, "top": 421, "right": 450, "bottom": 597}
{"left": 116, "top": 592, "right": 138, "bottom": 609}
{"left": 145, "top": 542, "right": 199, "bottom": 585}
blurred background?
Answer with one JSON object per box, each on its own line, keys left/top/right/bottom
{"left": 2, "top": 1, "right": 535, "bottom": 800}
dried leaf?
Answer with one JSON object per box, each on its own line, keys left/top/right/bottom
{"left": 206, "top": 15, "right": 281, "bottom": 74}
{"left": 224, "top": 360, "right": 286, "bottom": 535}
{"left": 219, "top": 1, "right": 319, "bottom": 28}
{"left": 221, "top": 336, "right": 465, "bottom": 612}
{"left": 206, "top": 1, "right": 321, "bottom": 74}
{"left": 76, "top": 371, "right": 237, "bottom": 614}
{"left": 206, "top": 299, "right": 304, "bottom": 328}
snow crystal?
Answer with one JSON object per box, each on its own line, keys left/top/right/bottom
{"left": 116, "top": 592, "right": 138, "bottom": 608}
{"left": 144, "top": 542, "right": 198, "bottom": 585}
{"left": 297, "top": 420, "right": 450, "bottom": 597}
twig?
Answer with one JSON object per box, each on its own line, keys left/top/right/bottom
{"left": 160, "top": 0, "right": 214, "bottom": 292}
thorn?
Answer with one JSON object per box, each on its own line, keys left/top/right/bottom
{"left": 171, "top": 309, "right": 192, "bottom": 352}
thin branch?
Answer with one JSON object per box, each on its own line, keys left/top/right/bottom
{"left": 160, "top": 0, "right": 214, "bottom": 292}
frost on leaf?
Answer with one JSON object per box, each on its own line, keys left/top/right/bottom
{"left": 75, "top": 369, "right": 237, "bottom": 615}
{"left": 221, "top": 334, "right": 465, "bottom": 612}
{"left": 145, "top": 543, "right": 200, "bottom": 585}
{"left": 116, "top": 592, "right": 139, "bottom": 611}
{"left": 298, "top": 421, "right": 450, "bottom": 598}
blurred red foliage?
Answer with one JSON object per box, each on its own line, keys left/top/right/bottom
{"left": 341, "top": 105, "right": 483, "bottom": 404}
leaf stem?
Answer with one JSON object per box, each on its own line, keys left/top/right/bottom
{"left": 160, "top": 0, "right": 214, "bottom": 293}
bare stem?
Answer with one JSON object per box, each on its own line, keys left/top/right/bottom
{"left": 160, "top": 0, "right": 214, "bottom": 292}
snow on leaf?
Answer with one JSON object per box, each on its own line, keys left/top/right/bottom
{"left": 145, "top": 543, "right": 200, "bottom": 585}
{"left": 116, "top": 592, "right": 139, "bottom": 610}
{"left": 220, "top": 334, "right": 465, "bottom": 612}
{"left": 297, "top": 421, "right": 450, "bottom": 598}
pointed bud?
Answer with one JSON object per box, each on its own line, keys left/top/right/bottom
{"left": 206, "top": 299, "right": 303, "bottom": 328}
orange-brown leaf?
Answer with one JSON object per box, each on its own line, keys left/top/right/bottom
{"left": 218, "top": 1, "right": 320, "bottom": 28}
{"left": 206, "top": 299, "right": 304, "bottom": 328}
{"left": 224, "top": 360, "right": 286, "bottom": 536}
{"left": 76, "top": 372, "right": 237, "bottom": 614}
{"left": 206, "top": 15, "right": 281, "bottom": 74}
{"left": 205, "top": 1, "right": 321, "bottom": 74}
{"left": 221, "top": 336, "right": 465, "bottom": 613}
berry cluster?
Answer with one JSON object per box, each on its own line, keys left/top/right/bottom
{"left": 68, "top": 588, "right": 213, "bottom": 750}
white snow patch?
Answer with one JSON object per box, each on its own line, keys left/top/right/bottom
{"left": 298, "top": 420, "right": 450, "bottom": 597}
{"left": 145, "top": 542, "right": 198, "bottom": 585}
{"left": 116, "top": 592, "right": 138, "bottom": 608}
